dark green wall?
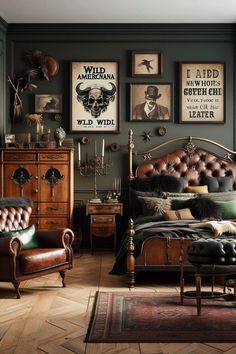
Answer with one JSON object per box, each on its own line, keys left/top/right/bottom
{"left": 0, "top": 18, "right": 7, "bottom": 146}
{"left": 4, "top": 24, "right": 236, "bottom": 206}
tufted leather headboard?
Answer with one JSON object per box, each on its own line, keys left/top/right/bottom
{"left": 128, "top": 131, "right": 236, "bottom": 189}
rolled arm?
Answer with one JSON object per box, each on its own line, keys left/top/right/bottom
{"left": 36, "top": 228, "right": 74, "bottom": 248}
{"left": 0, "top": 236, "right": 22, "bottom": 256}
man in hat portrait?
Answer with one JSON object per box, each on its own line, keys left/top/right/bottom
{"left": 132, "top": 85, "right": 170, "bottom": 120}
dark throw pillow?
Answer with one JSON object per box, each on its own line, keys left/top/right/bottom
{"left": 129, "top": 189, "right": 161, "bottom": 218}
{"left": 201, "top": 175, "right": 234, "bottom": 193}
{"left": 183, "top": 197, "right": 222, "bottom": 220}
{"left": 0, "top": 224, "right": 41, "bottom": 250}
{"left": 131, "top": 176, "right": 156, "bottom": 191}
{"left": 154, "top": 174, "right": 186, "bottom": 193}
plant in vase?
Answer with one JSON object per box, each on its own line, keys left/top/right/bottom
{"left": 25, "top": 113, "right": 43, "bottom": 141}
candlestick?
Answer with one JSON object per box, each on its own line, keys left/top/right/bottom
{"left": 94, "top": 140, "right": 97, "bottom": 156}
{"left": 102, "top": 139, "right": 105, "bottom": 157}
{"left": 78, "top": 142, "right": 81, "bottom": 161}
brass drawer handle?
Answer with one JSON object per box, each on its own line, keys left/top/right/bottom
{"left": 46, "top": 221, "right": 61, "bottom": 225}
{"left": 42, "top": 155, "right": 64, "bottom": 159}
{"left": 46, "top": 207, "right": 61, "bottom": 211}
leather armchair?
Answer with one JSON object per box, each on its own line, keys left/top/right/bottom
{"left": 0, "top": 204, "right": 74, "bottom": 298}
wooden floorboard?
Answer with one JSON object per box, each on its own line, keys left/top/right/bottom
{"left": 0, "top": 251, "right": 235, "bottom": 354}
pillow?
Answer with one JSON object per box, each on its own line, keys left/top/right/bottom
{"left": 0, "top": 224, "right": 40, "bottom": 250}
{"left": 199, "top": 191, "right": 236, "bottom": 201}
{"left": 131, "top": 176, "right": 156, "bottom": 191}
{"left": 201, "top": 175, "right": 234, "bottom": 193}
{"left": 154, "top": 175, "right": 186, "bottom": 193}
{"left": 161, "top": 192, "right": 197, "bottom": 199}
{"left": 163, "top": 208, "right": 194, "bottom": 221}
{"left": 216, "top": 200, "right": 236, "bottom": 219}
{"left": 129, "top": 189, "right": 161, "bottom": 218}
{"left": 138, "top": 196, "right": 171, "bottom": 216}
{"left": 185, "top": 185, "right": 208, "bottom": 193}
{"left": 182, "top": 197, "right": 222, "bottom": 220}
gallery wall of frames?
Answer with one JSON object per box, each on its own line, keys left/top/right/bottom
{"left": 1, "top": 22, "right": 236, "bottom": 238}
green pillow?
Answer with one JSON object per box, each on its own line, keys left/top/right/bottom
{"left": 171, "top": 199, "right": 186, "bottom": 210}
{"left": 216, "top": 200, "right": 236, "bottom": 219}
{"left": 0, "top": 224, "right": 41, "bottom": 250}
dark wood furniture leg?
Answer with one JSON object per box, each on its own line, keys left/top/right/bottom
{"left": 59, "top": 270, "right": 66, "bottom": 287}
{"left": 13, "top": 280, "right": 21, "bottom": 299}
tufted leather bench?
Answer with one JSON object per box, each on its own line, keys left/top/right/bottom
{"left": 181, "top": 238, "right": 236, "bottom": 315}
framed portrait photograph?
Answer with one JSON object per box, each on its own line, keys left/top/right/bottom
{"left": 130, "top": 83, "right": 173, "bottom": 121}
{"left": 132, "top": 51, "right": 163, "bottom": 77}
{"left": 4, "top": 134, "right": 15, "bottom": 144}
{"left": 179, "top": 62, "right": 225, "bottom": 124}
{"left": 70, "top": 61, "right": 120, "bottom": 133}
{"left": 35, "top": 94, "right": 62, "bottom": 113}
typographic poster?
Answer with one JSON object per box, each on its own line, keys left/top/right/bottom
{"left": 71, "top": 61, "right": 119, "bottom": 132}
{"left": 180, "top": 63, "right": 225, "bottom": 123}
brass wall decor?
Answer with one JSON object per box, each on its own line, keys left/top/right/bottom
{"left": 110, "top": 142, "right": 121, "bottom": 152}
{"left": 81, "top": 136, "right": 91, "bottom": 145}
{"left": 157, "top": 126, "right": 167, "bottom": 136}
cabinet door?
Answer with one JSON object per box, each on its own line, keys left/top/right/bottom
{"left": 39, "top": 164, "right": 69, "bottom": 202}
{"left": 3, "top": 164, "right": 38, "bottom": 201}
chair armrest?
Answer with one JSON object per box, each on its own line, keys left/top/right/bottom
{"left": 36, "top": 228, "right": 74, "bottom": 248}
{"left": 0, "top": 236, "right": 22, "bottom": 256}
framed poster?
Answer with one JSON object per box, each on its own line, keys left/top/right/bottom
{"left": 35, "top": 94, "right": 62, "bottom": 113}
{"left": 130, "top": 83, "right": 173, "bottom": 121}
{"left": 132, "top": 51, "right": 163, "bottom": 77}
{"left": 70, "top": 61, "right": 119, "bottom": 133}
{"left": 179, "top": 62, "right": 225, "bottom": 124}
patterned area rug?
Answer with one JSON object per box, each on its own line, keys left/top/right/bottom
{"left": 85, "top": 291, "right": 236, "bottom": 343}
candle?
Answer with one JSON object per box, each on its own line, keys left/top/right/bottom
{"left": 94, "top": 140, "right": 97, "bottom": 156}
{"left": 114, "top": 177, "right": 117, "bottom": 195}
{"left": 78, "top": 142, "right": 81, "bottom": 161}
{"left": 102, "top": 139, "right": 105, "bottom": 157}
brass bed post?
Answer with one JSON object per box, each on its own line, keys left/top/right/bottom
{"left": 127, "top": 218, "right": 135, "bottom": 288}
{"left": 127, "top": 129, "right": 136, "bottom": 288}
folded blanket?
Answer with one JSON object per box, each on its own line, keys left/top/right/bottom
{"left": 191, "top": 220, "right": 236, "bottom": 237}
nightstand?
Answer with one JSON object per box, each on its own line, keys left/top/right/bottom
{"left": 86, "top": 202, "right": 123, "bottom": 254}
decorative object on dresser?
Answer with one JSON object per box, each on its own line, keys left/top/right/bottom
{"left": 86, "top": 202, "right": 123, "bottom": 254}
{"left": 0, "top": 199, "right": 74, "bottom": 299}
{"left": 111, "top": 130, "right": 236, "bottom": 287}
{"left": 0, "top": 148, "right": 74, "bottom": 230}
{"left": 78, "top": 139, "right": 112, "bottom": 202}
{"left": 53, "top": 126, "right": 66, "bottom": 147}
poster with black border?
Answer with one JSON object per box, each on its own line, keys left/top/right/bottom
{"left": 179, "top": 62, "right": 225, "bottom": 124}
{"left": 70, "top": 61, "right": 120, "bottom": 133}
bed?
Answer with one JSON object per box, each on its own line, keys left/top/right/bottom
{"left": 111, "top": 130, "right": 236, "bottom": 287}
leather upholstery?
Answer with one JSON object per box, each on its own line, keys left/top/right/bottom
{"left": 188, "top": 238, "right": 236, "bottom": 264}
{"left": 0, "top": 206, "right": 32, "bottom": 231}
{"left": 0, "top": 204, "right": 74, "bottom": 298}
{"left": 19, "top": 248, "right": 67, "bottom": 274}
{"left": 136, "top": 148, "right": 236, "bottom": 189}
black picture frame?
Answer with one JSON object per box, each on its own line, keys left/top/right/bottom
{"left": 179, "top": 62, "right": 225, "bottom": 124}
{"left": 132, "top": 51, "right": 163, "bottom": 77}
{"left": 70, "top": 61, "right": 120, "bottom": 133}
{"left": 129, "top": 83, "right": 173, "bottom": 122}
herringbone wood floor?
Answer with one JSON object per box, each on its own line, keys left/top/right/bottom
{"left": 0, "top": 251, "right": 236, "bottom": 354}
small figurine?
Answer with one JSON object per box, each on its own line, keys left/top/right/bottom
{"left": 54, "top": 127, "right": 66, "bottom": 147}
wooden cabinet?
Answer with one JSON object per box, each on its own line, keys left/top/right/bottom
{"left": 0, "top": 148, "right": 74, "bottom": 230}
{"left": 86, "top": 202, "right": 123, "bottom": 253}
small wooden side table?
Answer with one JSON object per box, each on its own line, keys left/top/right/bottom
{"left": 86, "top": 202, "right": 123, "bottom": 254}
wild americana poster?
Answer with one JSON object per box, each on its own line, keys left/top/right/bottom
{"left": 71, "top": 61, "right": 119, "bottom": 132}
{"left": 180, "top": 62, "right": 225, "bottom": 124}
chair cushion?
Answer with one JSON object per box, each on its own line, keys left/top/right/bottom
{"left": 0, "top": 224, "right": 41, "bottom": 250}
{"left": 19, "top": 248, "right": 67, "bottom": 274}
